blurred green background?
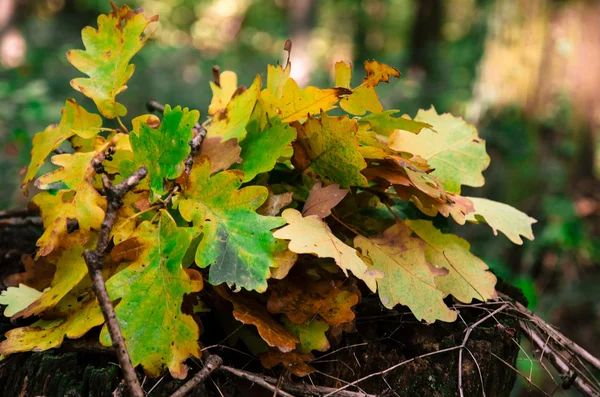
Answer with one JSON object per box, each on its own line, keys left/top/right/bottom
{"left": 0, "top": 0, "right": 599, "bottom": 394}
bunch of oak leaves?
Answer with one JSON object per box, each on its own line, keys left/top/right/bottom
{"left": 0, "top": 3, "right": 536, "bottom": 380}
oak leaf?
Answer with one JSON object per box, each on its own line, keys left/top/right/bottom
{"left": 207, "top": 75, "right": 261, "bottom": 141}
{"left": 232, "top": 118, "right": 296, "bottom": 182}
{"left": 360, "top": 110, "right": 431, "bottom": 136}
{"left": 389, "top": 107, "right": 490, "bottom": 194}
{"left": 21, "top": 99, "right": 102, "bottom": 194}
{"left": 292, "top": 113, "right": 368, "bottom": 188}
{"left": 354, "top": 223, "right": 457, "bottom": 323}
{"left": 283, "top": 316, "right": 330, "bottom": 353}
{"left": 215, "top": 286, "right": 299, "bottom": 353}
{"left": 126, "top": 105, "right": 199, "bottom": 196}
{"left": 335, "top": 61, "right": 383, "bottom": 115}
{"left": 208, "top": 70, "right": 239, "bottom": 115}
{"left": 259, "top": 350, "right": 315, "bottom": 377}
{"left": 177, "top": 156, "right": 285, "bottom": 292}
{"left": 258, "top": 190, "right": 294, "bottom": 217}
{"left": 261, "top": 74, "right": 351, "bottom": 123}
{"left": 465, "top": 197, "right": 537, "bottom": 244}
{"left": 198, "top": 136, "right": 242, "bottom": 173}
{"left": 0, "top": 284, "right": 43, "bottom": 317}
{"left": 302, "top": 182, "right": 349, "bottom": 219}
{"left": 13, "top": 235, "right": 94, "bottom": 319}
{"left": 102, "top": 212, "right": 203, "bottom": 378}
{"left": 273, "top": 209, "right": 379, "bottom": 291}
{"left": 32, "top": 143, "right": 111, "bottom": 255}
{"left": 3, "top": 255, "right": 55, "bottom": 290}
{"left": 67, "top": 3, "right": 158, "bottom": 118}
{"left": 406, "top": 220, "right": 497, "bottom": 303}
{"left": 267, "top": 278, "right": 359, "bottom": 326}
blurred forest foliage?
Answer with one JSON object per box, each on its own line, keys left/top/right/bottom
{"left": 0, "top": 0, "right": 599, "bottom": 395}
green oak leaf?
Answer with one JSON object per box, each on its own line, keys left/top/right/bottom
{"left": 67, "top": 4, "right": 158, "bottom": 118}
{"left": 126, "top": 105, "right": 199, "bottom": 196}
{"left": 359, "top": 110, "right": 431, "bottom": 136}
{"left": 102, "top": 211, "right": 202, "bottom": 379}
{"left": 283, "top": 316, "right": 330, "bottom": 353}
{"left": 389, "top": 107, "right": 490, "bottom": 194}
{"left": 232, "top": 118, "right": 296, "bottom": 182}
{"left": 176, "top": 156, "right": 286, "bottom": 292}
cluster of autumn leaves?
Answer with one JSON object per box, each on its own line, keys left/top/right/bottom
{"left": 0, "top": 3, "right": 537, "bottom": 379}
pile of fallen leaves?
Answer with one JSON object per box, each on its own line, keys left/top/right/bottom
{"left": 0, "top": 2, "right": 536, "bottom": 380}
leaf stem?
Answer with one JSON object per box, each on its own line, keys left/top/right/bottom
{"left": 116, "top": 116, "right": 129, "bottom": 134}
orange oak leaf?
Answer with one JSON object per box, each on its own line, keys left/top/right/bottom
{"left": 259, "top": 350, "right": 315, "bottom": 377}
{"left": 215, "top": 286, "right": 299, "bottom": 352}
{"left": 267, "top": 278, "right": 359, "bottom": 326}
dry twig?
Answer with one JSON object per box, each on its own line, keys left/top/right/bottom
{"left": 458, "top": 304, "right": 508, "bottom": 397}
{"left": 83, "top": 167, "right": 148, "bottom": 397}
{"left": 520, "top": 321, "right": 599, "bottom": 397}
{"left": 170, "top": 355, "right": 223, "bottom": 397}
{"left": 220, "top": 365, "right": 296, "bottom": 397}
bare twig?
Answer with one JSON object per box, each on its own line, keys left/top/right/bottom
{"left": 512, "top": 298, "right": 600, "bottom": 373}
{"left": 83, "top": 166, "right": 148, "bottom": 397}
{"left": 228, "top": 370, "right": 375, "bottom": 397}
{"left": 321, "top": 345, "right": 463, "bottom": 397}
{"left": 0, "top": 216, "right": 42, "bottom": 228}
{"left": 520, "top": 321, "right": 599, "bottom": 397}
{"left": 0, "top": 208, "right": 35, "bottom": 219}
{"left": 458, "top": 304, "right": 508, "bottom": 397}
{"left": 220, "top": 365, "right": 296, "bottom": 397}
{"left": 170, "top": 355, "right": 223, "bottom": 397}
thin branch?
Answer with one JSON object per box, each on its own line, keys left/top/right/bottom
{"left": 321, "top": 345, "right": 462, "bottom": 397}
{"left": 170, "top": 355, "right": 223, "bottom": 397}
{"left": 512, "top": 297, "right": 600, "bottom": 373}
{"left": 219, "top": 365, "right": 296, "bottom": 397}
{"left": 83, "top": 166, "right": 148, "bottom": 397}
{"left": 236, "top": 370, "right": 376, "bottom": 397}
{"left": 458, "top": 304, "right": 508, "bottom": 397}
{"left": 0, "top": 208, "right": 35, "bottom": 219}
{"left": 520, "top": 320, "right": 599, "bottom": 397}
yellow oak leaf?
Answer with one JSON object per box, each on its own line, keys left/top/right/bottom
{"left": 273, "top": 209, "right": 379, "bottom": 292}
{"left": 355, "top": 223, "right": 457, "bottom": 323}
{"left": 465, "top": 197, "right": 537, "bottom": 245}
{"left": 406, "top": 219, "right": 497, "bottom": 303}
{"left": 206, "top": 75, "right": 261, "bottom": 141}
{"left": 335, "top": 61, "right": 384, "bottom": 115}
{"left": 67, "top": 4, "right": 158, "bottom": 118}
{"left": 292, "top": 113, "right": 368, "bottom": 188}
{"left": 32, "top": 139, "right": 116, "bottom": 255}
{"left": 0, "top": 284, "right": 43, "bottom": 318}
{"left": 22, "top": 99, "right": 102, "bottom": 194}
{"left": 13, "top": 235, "right": 94, "bottom": 319}
{"left": 266, "top": 62, "right": 291, "bottom": 98}
{"left": 208, "top": 70, "right": 239, "bottom": 115}
{"left": 261, "top": 77, "right": 351, "bottom": 123}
